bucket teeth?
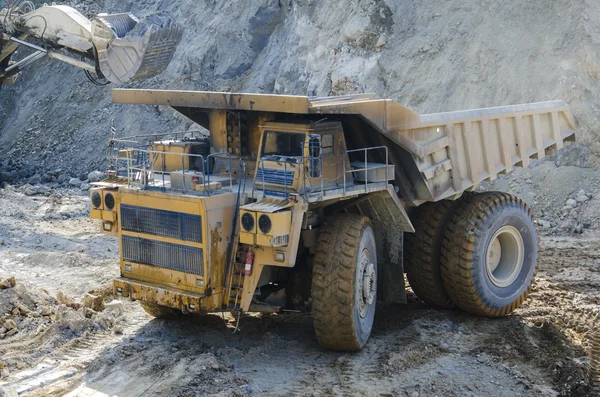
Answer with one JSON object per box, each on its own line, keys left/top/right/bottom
{"left": 91, "top": 11, "right": 183, "bottom": 84}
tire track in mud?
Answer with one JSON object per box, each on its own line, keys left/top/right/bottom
{"left": 1, "top": 309, "right": 149, "bottom": 396}
{"left": 511, "top": 235, "right": 600, "bottom": 395}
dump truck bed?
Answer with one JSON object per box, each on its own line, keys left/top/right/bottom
{"left": 112, "top": 89, "right": 576, "bottom": 205}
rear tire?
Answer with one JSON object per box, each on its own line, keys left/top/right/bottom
{"left": 441, "top": 192, "right": 539, "bottom": 317}
{"left": 139, "top": 301, "right": 182, "bottom": 318}
{"left": 405, "top": 200, "right": 460, "bottom": 308}
{"left": 311, "top": 214, "right": 377, "bottom": 351}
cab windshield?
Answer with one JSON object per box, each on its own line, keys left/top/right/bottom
{"left": 260, "top": 131, "right": 305, "bottom": 162}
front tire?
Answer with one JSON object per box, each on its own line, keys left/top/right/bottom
{"left": 441, "top": 192, "right": 539, "bottom": 317}
{"left": 311, "top": 214, "right": 377, "bottom": 351}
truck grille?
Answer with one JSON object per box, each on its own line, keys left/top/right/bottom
{"left": 120, "top": 205, "right": 202, "bottom": 243}
{"left": 256, "top": 169, "right": 294, "bottom": 185}
{"left": 122, "top": 236, "right": 204, "bottom": 276}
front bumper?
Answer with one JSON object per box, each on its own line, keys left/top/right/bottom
{"left": 114, "top": 277, "right": 212, "bottom": 312}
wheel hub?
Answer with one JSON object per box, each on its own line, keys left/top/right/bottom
{"left": 485, "top": 225, "right": 524, "bottom": 288}
{"left": 358, "top": 249, "right": 376, "bottom": 318}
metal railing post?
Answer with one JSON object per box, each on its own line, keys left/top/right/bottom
{"left": 229, "top": 156, "right": 233, "bottom": 194}
{"left": 182, "top": 154, "right": 186, "bottom": 193}
{"left": 364, "top": 149, "right": 368, "bottom": 192}
{"left": 343, "top": 154, "right": 347, "bottom": 197}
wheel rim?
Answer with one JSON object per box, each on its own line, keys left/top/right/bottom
{"left": 485, "top": 226, "right": 524, "bottom": 287}
{"left": 357, "top": 248, "right": 376, "bottom": 318}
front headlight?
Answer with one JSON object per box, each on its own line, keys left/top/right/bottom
{"left": 91, "top": 191, "right": 102, "bottom": 209}
{"left": 258, "top": 214, "right": 272, "bottom": 234}
{"left": 241, "top": 212, "right": 255, "bottom": 232}
{"left": 104, "top": 192, "right": 115, "bottom": 210}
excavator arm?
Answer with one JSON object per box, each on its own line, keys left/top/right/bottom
{"left": 0, "top": 1, "right": 183, "bottom": 86}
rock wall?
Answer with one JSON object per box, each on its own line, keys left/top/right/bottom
{"left": 1, "top": 0, "right": 599, "bottom": 183}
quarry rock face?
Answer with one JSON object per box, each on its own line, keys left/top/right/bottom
{"left": 1, "top": 0, "right": 599, "bottom": 181}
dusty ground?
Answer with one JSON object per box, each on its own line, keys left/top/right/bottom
{"left": 2, "top": 0, "right": 600, "bottom": 183}
{"left": 0, "top": 186, "right": 597, "bottom": 397}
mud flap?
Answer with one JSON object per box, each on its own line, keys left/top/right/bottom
{"left": 375, "top": 227, "right": 406, "bottom": 304}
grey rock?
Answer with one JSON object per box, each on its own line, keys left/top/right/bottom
{"left": 43, "top": 173, "right": 56, "bottom": 183}
{"left": 104, "top": 300, "right": 124, "bottom": 313}
{"left": 56, "top": 174, "right": 70, "bottom": 184}
{"left": 88, "top": 171, "right": 105, "bottom": 183}
{"left": 576, "top": 195, "right": 589, "bottom": 203}
{"left": 80, "top": 183, "right": 91, "bottom": 191}
{"left": 28, "top": 174, "right": 42, "bottom": 185}
{"left": 24, "top": 186, "right": 39, "bottom": 196}
{"left": 68, "top": 178, "right": 83, "bottom": 187}
{"left": 573, "top": 223, "right": 584, "bottom": 234}
{"left": 566, "top": 199, "right": 578, "bottom": 208}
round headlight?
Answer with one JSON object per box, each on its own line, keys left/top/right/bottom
{"left": 104, "top": 192, "right": 115, "bottom": 210}
{"left": 258, "top": 214, "right": 272, "bottom": 234}
{"left": 91, "top": 192, "right": 102, "bottom": 208}
{"left": 241, "top": 212, "right": 255, "bottom": 232}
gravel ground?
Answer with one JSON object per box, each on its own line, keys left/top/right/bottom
{"left": 0, "top": 186, "right": 597, "bottom": 396}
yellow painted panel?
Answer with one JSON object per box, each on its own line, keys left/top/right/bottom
{"left": 119, "top": 189, "right": 205, "bottom": 215}
{"left": 257, "top": 211, "right": 291, "bottom": 236}
{"left": 151, "top": 143, "right": 190, "bottom": 171}
{"left": 240, "top": 232, "right": 255, "bottom": 245}
{"left": 122, "top": 262, "right": 206, "bottom": 294}
{"left": 120, "top": 231, "right": 204, "bottom": 249}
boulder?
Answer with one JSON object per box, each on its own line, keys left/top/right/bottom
{"left": 104, "top": 300, "right": 124, "bottom": 313}
{"left": 27, "top": 174, "right": 42, "bottom": 185}
{"left": 83, "top": 293, "right": 105, "bottom": 312}
{"left": 68, "top": 178, "right": 83, "bottom": 187}
{"left": 0, "top": 276, "right": 16, "bottom": 289}
{"left": 55, "top": 291, "right": 80, "bottom": 309}
{"left": 3, "top": 319, "right": 17, "bottom": 331}
{"left": 23, "top": 185, "right": 38, "bottom": 196}
{"left": 56, "top": 174, "right": 70, "bottom": 184}
{"left": 88, "top": 171, "right": 105, "bottom": 182}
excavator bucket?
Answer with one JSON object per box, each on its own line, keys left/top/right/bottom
{"left": 91, "top": 12, "right": 183, "bottom": 84}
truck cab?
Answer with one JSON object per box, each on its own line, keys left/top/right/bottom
{"left": 254, "top": 121, "right": 350, "bottom": 195}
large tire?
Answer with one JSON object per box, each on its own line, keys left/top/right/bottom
{"left": 311, "top": 214, "right": 377, "bottom": 351}
{"left": 139, "top": 301, "right": 182, "bottom": 318}
{"left": 405, "top": 200, "right": 460, "bottom": 308}
{"left": 441, "top": 192, "right": 539, "bottom": 317}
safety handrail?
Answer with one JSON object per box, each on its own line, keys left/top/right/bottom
{"left": 125, "top": 148, "right": 235, "bottom": 197}
{"left": 253, "top": 144, "right": 389, "bottom": 201}
{"left": 343, "top": 146, "right": 389, "bottom": 196}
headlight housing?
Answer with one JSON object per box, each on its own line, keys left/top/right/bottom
{"left": 91, "top": 191, "right": 102, "bottom": 209}
{"left": 104, "top": 192, "right": 116, "bottom": 210}
{"left": 258, "top": 214, "right": 272, "bottom": 234}
{"left": 241, "top": 212, "right": 255, "bottom": 232}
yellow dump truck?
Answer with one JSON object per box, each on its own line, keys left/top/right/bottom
{"left": 90, "top": 90, "right": 576, "bottom": 351}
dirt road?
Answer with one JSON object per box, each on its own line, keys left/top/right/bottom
{"left": 0, "top": 186, "right": 595, "bottom": 396}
